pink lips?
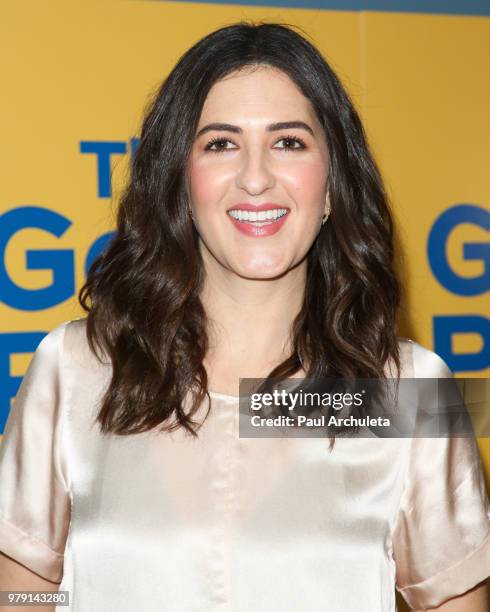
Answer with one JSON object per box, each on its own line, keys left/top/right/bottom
{"left": 226, "top": 203, "right": 290, "bottom": 237}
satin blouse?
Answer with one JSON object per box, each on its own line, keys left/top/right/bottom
{"left": 0, "top": 318, "right": 489, "bottom": 611}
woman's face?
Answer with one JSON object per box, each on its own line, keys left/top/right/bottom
{"left": 187, "top": 65, "right": 330, "bottom": 280}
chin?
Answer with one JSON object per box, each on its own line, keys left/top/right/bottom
{"left": 232, "top": 259, "right": 291, "bottom": 281}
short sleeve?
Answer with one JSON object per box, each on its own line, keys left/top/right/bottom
{"left": 0, "top": 322, "right": 71, "bottom": 583}
{"left": 393, "top": 342, "right": 490, "bottom": 610}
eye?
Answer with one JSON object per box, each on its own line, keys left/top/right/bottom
{"left": 274, "top": 135, "right": 307, "bottom": 152}
{"left": 204, "top": 137, "right": 237, "bottom": 153}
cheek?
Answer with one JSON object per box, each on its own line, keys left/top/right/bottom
{"left": 281, "top": 161, "right": 327, "bottom": 207}
{"left": 188, "top": 160, "right": 232, "bottom": 210}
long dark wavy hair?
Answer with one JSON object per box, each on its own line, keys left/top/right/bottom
{"left": 78, "top": 21, "right": 401, "bottom": 443}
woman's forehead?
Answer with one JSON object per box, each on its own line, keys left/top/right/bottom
{"left": 198, "top": 67, "right": 318, "bottom": 127}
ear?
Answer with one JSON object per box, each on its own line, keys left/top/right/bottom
{"left": 324, "top": 190, "right": 331, "bottom": 215}
{"left": 325, "top": 173, "right": 332, "bottom": 211}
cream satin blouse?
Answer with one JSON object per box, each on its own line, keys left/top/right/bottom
{"left": 0, "top": 319, "right": 489, "bottom": 611}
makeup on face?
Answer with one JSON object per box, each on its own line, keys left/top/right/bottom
{"left": 187, "top": 66, "right": 330, "bottom": 279}
{"left": 226, "top": 203, "right": 290, "bottom": 237}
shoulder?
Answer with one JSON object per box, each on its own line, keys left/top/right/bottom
{"left": 32, "top": 319, "right": 68, "bottom": 361}
{"left": 392, "top": 337, "right": 454, "bottom": 379}
{"left": 38, "top": 318, "right": 84, "bottom": 356}
{"left": 404, "top": 337, "right": 454, "bottom": 379}
{"left": 40, "top": 317, "right": 110, "bottom": 374}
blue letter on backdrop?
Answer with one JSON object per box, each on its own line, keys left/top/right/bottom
{"left": 80, "top": 141, "right": 127, "bottom": 198}
{"left": 85, "top": 231, "right": 116, "bottom": 275}
{"left": 434, "top": 315, "right": 489, "bottom": 372}
{"left": 0, "top": 332, "right": 46, "bottom": 433}
{"left": 0, "top": 206, "right": 74, "bottom": 310}
{"left": 428, "top": 203, "right": 490, "bottom": 296}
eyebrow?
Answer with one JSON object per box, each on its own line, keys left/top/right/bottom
{"left": 195, "top": 121, "right": 314, "bottom": 139}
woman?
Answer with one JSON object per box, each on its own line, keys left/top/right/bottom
{"left": 1, "top": 22, "right": 489, "bottom": 612}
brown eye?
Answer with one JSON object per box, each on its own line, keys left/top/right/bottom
{"left": 274, "top": 135, "right": 307, "bottom": 151}
{"left": 204, "top": 137, "right": 237, "bottom": 153}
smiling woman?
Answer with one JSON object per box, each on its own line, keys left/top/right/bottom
{"left": 0, "top": 21, "right": 489, "bottom": 612}
{"left": 188, "top": 65, "right": 330, "bottom": 277}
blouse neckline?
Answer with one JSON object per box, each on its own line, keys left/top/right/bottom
{"left": 208, "top": 390, "right": 240, "bottom": 401}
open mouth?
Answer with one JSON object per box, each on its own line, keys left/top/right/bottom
{"left": 226, "top": 208, "right": 289, "bottom": 226}
{"left": 225, "top": 207, "right": 290, "bottom": 237}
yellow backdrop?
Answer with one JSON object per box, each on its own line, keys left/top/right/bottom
{"left": 1, "top": 6, "right": 489, "bottom": 603}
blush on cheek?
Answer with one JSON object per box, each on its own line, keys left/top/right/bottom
{"left": 287, "top": 163, "right": 328, "bottom": 210}
{"left": 189, "top": 166, "right": 212, "bottom": 208}
{"left": 188, "top": 162, "right": 230, "bottom": 213}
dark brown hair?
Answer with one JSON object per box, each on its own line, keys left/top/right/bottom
{"left": 78, "top": 21, "right": 401, "bottom": 445}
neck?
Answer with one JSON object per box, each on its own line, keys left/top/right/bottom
{"left": 200, "top": 250, "right": 307, "bottom": 370}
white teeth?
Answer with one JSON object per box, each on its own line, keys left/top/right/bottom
{"left": 227, "top": 208, "right": 288, "bottom": 223}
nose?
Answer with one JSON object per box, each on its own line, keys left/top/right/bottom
{"left": 235, "top": 146, "right": 275, "bottom": 195}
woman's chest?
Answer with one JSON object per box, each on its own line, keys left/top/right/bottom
{"left": 65, "top": 397, "right": 409, "bottom": 548}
